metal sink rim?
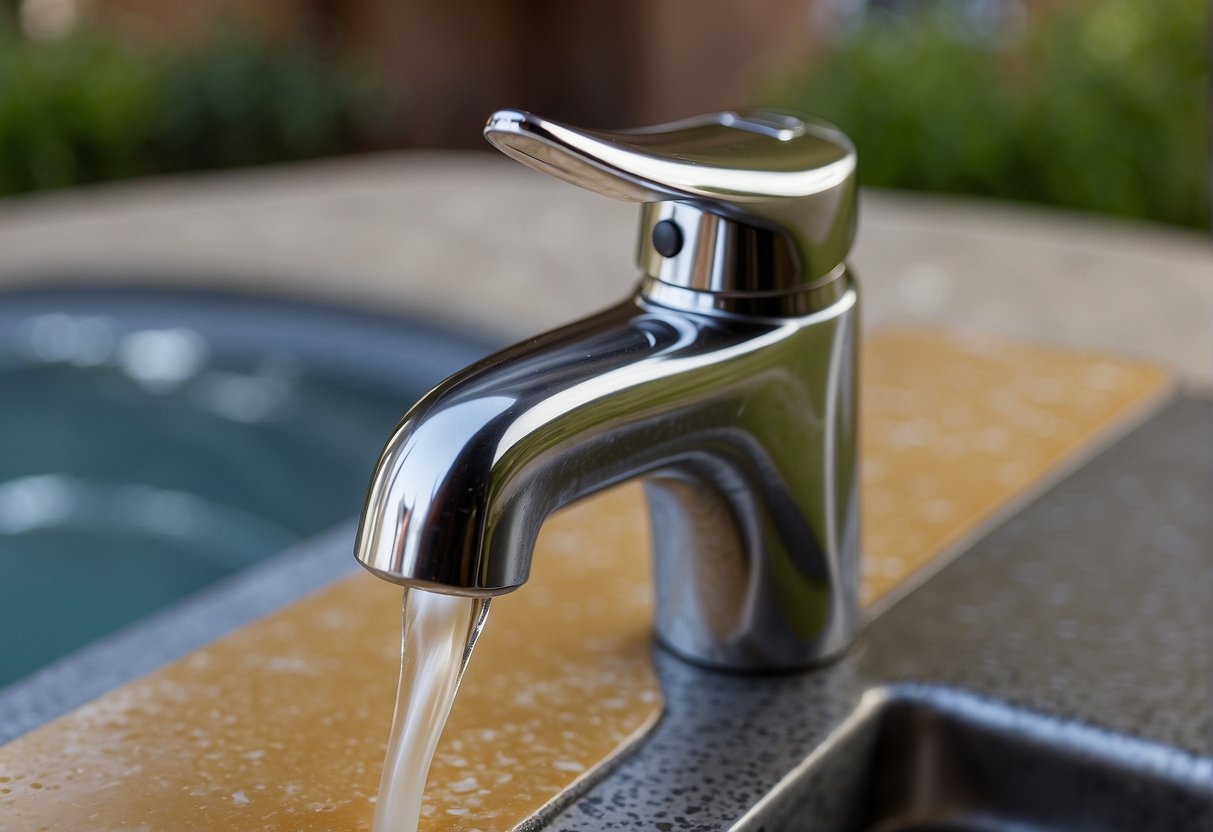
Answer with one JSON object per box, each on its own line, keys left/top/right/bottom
{"left": 732, "top": 684, "right": 1213, "bottom": 832}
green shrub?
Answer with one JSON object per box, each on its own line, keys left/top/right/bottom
{"left": 0, "top": 20, "right": 160, "bottom": 192}
{"left": 0, "top": 20, "right": 383, "bottom": 196}
{"left": 760, "top": 0, "right": 1209, "bottom": 228}
{"left": 150, "top": 26, "right": 385, "bottom": 173}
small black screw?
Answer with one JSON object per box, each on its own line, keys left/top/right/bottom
{"left": 652, "top": 220, "right": 683, "bottom": 258}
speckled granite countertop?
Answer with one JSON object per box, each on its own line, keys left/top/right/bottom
{"left": 0, "top": 154, "right": 1209, "bottom": 828}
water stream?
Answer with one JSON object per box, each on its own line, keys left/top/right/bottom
{"left": 373, "top": 588, "right": 490, "bottom": 832}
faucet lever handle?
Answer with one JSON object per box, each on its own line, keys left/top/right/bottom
{"left": 484, "top": 108, "right": 858, "bottom": 286}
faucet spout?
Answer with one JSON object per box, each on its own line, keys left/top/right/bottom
{"left": 355, "top": 276, "right": 860, "bottom": 670}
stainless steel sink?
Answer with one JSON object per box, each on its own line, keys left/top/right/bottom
{"left": 733, "top": 686, "right": 1213, "bottom": 832}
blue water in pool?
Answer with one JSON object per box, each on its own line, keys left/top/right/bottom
{"left": 0, "top": 335, "right": 423, "bottom": 688}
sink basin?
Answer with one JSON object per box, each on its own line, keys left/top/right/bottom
{"left": 734, "top": 686, "right": 1213, "bottom": 832}
{"left": 0, "top": 287, "right": 493, "bottom": 689}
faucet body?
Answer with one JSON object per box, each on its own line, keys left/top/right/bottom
{"left": 356, "top": 108, "right": 863, "bottom": 671}
{"left": 357, "top": 274, "right": 859, "bottom": 670}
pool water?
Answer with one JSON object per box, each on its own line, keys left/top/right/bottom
{"left": 0, "top": 290, "right": 493, "bottom": 690}
{"left": 0, "top": 360, "right": 415, "bottom": 688}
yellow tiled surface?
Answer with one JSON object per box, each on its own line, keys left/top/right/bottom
{"left": 860, "top": 328, "right": 1172, "bottom": 606}
{"left": 0, "top": 329, "right": 1172, "bottom": 831}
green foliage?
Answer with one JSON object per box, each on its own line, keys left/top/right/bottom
{"left": 0, "top": 21, "right": 160, "bottom": 192}
{"left": 761, "top": 0, "right": 1210, "bottom": 228}
{"left": 151, "top": 26, "right": 384, "bottom": 173}
{"left": 0, "top": 20, "right": 383, "bottom": 195}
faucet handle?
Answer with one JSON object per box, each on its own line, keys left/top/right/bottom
{"left": 484, "top": 108, "right": 857, "bottom": 291}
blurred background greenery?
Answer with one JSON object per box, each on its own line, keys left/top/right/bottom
{"left": 0, "top": 9, "right": 382, "bottom": 194}
{"left": 762, "top": 0, "right": 1210, "bottom": 228}
{"left": 0, "top": 0, "right": 1207, "bottom": 228}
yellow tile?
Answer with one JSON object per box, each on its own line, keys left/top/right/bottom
{"left": 859, "top": 328, "right": 1172, "bottom": 608}
{"left": 0, "top": 328, "right": 1173, "bottom": 831}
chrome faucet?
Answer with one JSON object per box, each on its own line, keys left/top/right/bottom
{"left": 355, "top": 109, "right": 860, "bottom": 671}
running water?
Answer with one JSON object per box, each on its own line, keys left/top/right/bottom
{"left": 373, "top": 588, "right": 490, "bottom": 832}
